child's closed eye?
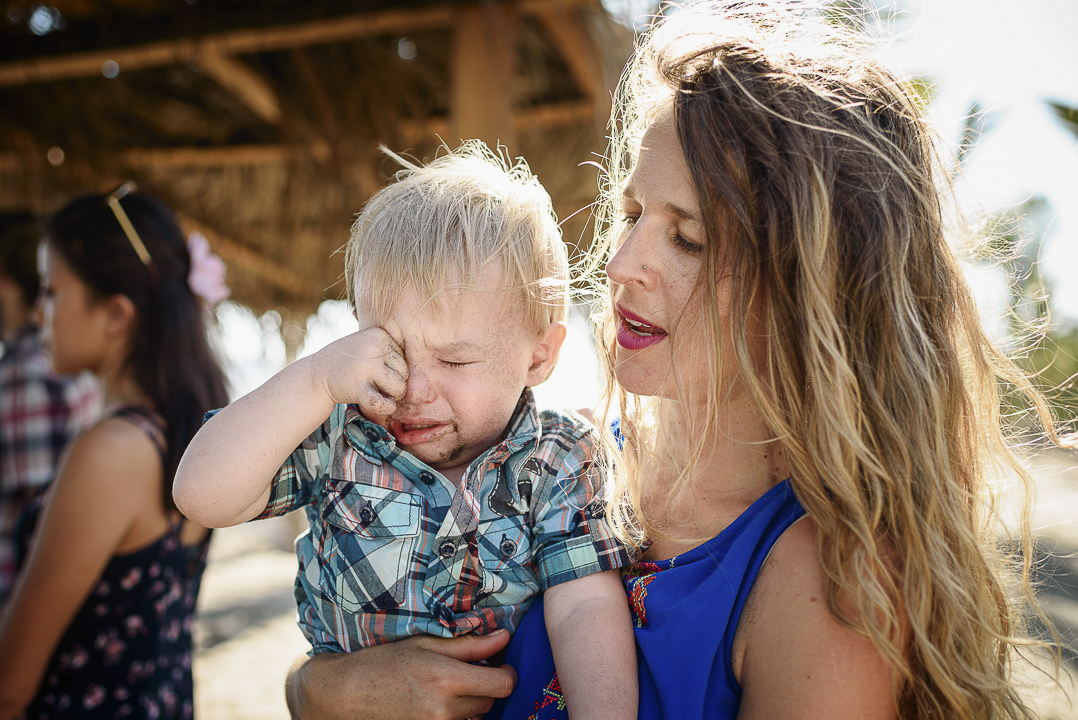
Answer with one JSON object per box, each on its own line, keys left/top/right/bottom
{"left": 439, "top": 359, "right": 475, "bottom": 369}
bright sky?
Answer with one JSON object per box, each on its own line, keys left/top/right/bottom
{"left": 216, "top": 0, "right": 1078, "bottom": 405}
{"left": 877, "top": 0, "right": 1078, "bottom": 328}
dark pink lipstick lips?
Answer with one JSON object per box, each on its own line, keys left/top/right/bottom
{"left": 616, "top": 305, "right": 667, "bottom": 351}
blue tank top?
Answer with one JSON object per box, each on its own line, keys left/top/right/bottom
{"left": 488, "top": 478, "right": 806, "bottom": 720}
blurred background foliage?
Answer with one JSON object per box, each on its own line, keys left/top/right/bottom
{"left": 984, "top": 105, "right": 1078, "bottom": 430}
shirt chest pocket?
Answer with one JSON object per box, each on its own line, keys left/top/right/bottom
{"left": 476, "top": 515, "right": 532, "bottom": 573}
{"left": 320, "top": 480, "right": 423, "bottom": 614}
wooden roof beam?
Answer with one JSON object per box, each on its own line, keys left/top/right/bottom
{"left": 120, "top": 142, "right": 330, "bottom": 168}
{"left": 533, "top": 5, "right": 608, "bottom": 119}
{"left": 197, "top": 46, "right": 281, "bottom": 125}
{"left": 0, "top": 98, "right": 592, "bottom": 171}
{"left": 0, "top": 0, "right": 599, "bottom": 87}
{"left": 401, "top": 99, "right": 595, "bottom": 145}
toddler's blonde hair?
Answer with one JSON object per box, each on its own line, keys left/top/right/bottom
{"left": 345, "top": 140, "right": 568, "bottom": 333}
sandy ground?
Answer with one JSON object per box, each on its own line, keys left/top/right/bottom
{"left": 193, "top": 451, "right": 1078, "bottom": 720}
{"left": 193, "top": 513, "right": 309, "bottom": 720}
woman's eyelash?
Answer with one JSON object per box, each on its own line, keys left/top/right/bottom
{"left": 673, "top": 233, "right": 704, "bottom": 254}
{"left": 622, "top": 213, "right": 703, "bottom": 255}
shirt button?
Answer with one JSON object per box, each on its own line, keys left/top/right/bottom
{"left": 365, "top": 428, "right": 381, "bottom": 442}
{"left": 438, "top": 541, "right": 457, "bottom": 558}
{"left": 436, "top": 604, "right": 454, "bottom": 621}
{"left": 359, "top": 505, "right": 375, "bottom": 524}
{"left": 500, "top": 538, "right": 518, "bottom": 557}
{"left": 418, "top": 471, "right": 436, "bottom": 485}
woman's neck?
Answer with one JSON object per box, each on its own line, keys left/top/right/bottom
{"left": 643, "top": 390, "right": 790, "bottom": 555}
{"left": 98, "top": 367, "right": 153, "bottom": 413}
{"left": 674, "top": 385, "right": 787, "bottom": 476}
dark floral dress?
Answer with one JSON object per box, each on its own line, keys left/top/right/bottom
{"left": 15, "top": 407, "right": 211, "bottom": 719}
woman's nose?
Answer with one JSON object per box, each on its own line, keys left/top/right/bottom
{"left": 29, "top": 296, "right": 45, "bottom": 327}
{"left": 605, "top": 227, "right": 651, "bottom": 288}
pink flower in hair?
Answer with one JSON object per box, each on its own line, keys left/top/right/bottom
{"left": 186, "top": 232, "right": 230, "bottom": 306}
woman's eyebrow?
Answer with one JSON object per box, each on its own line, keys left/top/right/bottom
{"left": 622, "top": 182, "right": 702, "bottom": 224}
{"left": 664, "top": 202, "right": 703, "bottom": 225}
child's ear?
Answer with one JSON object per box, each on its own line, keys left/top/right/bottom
{"left": 526, "top": 320, "right": 567, "bottom": 387}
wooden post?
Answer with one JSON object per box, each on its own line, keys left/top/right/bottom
{"left": 281, "top": 314, "right": 307, "bottom": 366}
{"left": 450, "top": 3, "right": 517, "bottom": 153}
{"left": 533, "top": 6, "right": 610, "bottom": 125}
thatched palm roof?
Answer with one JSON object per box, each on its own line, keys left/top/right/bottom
{"left": 1, "top": 0, "right": 631, "bottom": 349}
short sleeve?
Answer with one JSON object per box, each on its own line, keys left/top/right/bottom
{"left": 528, "top": 413, "right": 631, "bottom": 590}
{"left": 254, "top": 405, "right": 345, "bottom": 519}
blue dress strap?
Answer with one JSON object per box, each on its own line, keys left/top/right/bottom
{"left": 488, "top": 478, "right": 805, "bottom": 720}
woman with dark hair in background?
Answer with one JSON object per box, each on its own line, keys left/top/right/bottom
{"left": 0, "top": 186, "right": 229, "bottom": 719}
{"left": 0, "top": 214, "right": 99, "bottom": 611}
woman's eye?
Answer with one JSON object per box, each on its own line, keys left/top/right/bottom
{"left": 673, "top": 233, "right": 704, "bottom": 255}
{"left": 620, "top": 214, "right": 639, "bottom": 227}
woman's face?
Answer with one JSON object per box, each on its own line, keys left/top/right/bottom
{"left": 38, "top": 242, "right": 112, "bottom": 376}
{"left": 606, "top": 113, "right": 723, "bottom": 401}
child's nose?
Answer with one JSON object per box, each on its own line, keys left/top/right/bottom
{"left": 403, "top": 367, "right": 435, "bottom": 405}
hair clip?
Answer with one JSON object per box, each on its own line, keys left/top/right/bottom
{"left": 106, "top": 182, "right": 153, "bottom": 268}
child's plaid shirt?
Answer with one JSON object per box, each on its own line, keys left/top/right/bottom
{"left": 255, "top": 388, "right": 629, "bottom": 654}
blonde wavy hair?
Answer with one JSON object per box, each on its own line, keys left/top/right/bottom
{"left": 589, "top": 2, "right": 1066, "bottom": 717}
{"left": 345, "top": 140, "right": 569, "bottom": 332}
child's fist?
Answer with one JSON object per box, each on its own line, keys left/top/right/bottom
{"left": 318, "top": 328, "right": 407, "bottom": 415}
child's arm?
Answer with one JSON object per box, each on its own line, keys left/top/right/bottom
{"left": 173, "top": 328, "right": 406, "bottom": 527}
{"left": 544, "top": 569, "right": 637, "bottom": 720}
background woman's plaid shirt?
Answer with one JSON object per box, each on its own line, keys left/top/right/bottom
{"left": 254, "top": 389, "right": 629, "bottom": 654}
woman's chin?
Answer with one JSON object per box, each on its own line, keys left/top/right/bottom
{"left": 612, "top": 355, "right": 665, "bottom": 398}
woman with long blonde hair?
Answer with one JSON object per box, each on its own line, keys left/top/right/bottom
{"left": 489, "top": 2, "right": 1064, "bottom": 718}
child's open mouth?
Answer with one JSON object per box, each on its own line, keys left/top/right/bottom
{"left": 616, "top": 306, "right": 667, "bottom": 350}
{"left": 390, "top": 419, "right": 451, "bottom": 446}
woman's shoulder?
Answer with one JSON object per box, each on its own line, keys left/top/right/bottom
{"left": 732, "top": 515, "right": 896, "bottom": 718}
{"left": 61, "top": 413, "right": 163, "bottom": 486}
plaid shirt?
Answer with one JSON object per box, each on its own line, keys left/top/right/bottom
{"left": 255, "top": 388, "right": 629, "bottom": 654}
{"left": 0, "top": 326, "right": 100, "bottom": 604}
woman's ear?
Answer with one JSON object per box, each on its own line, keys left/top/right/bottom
{"left": 102, "top": 293, "right": 138, "bottom": 339}
{"left": 526, "top": 320, "right": 568, "bottom": 387}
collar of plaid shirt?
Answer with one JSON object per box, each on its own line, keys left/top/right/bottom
{"left": 339, "top": 388, "right": 542, "bottom": 474}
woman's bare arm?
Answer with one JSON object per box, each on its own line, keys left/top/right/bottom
{"left": 0, "top": 421, "right": 165, "bottom": 719}
{"left": 734, "top": 518, "right": 897, "bottom": 720}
